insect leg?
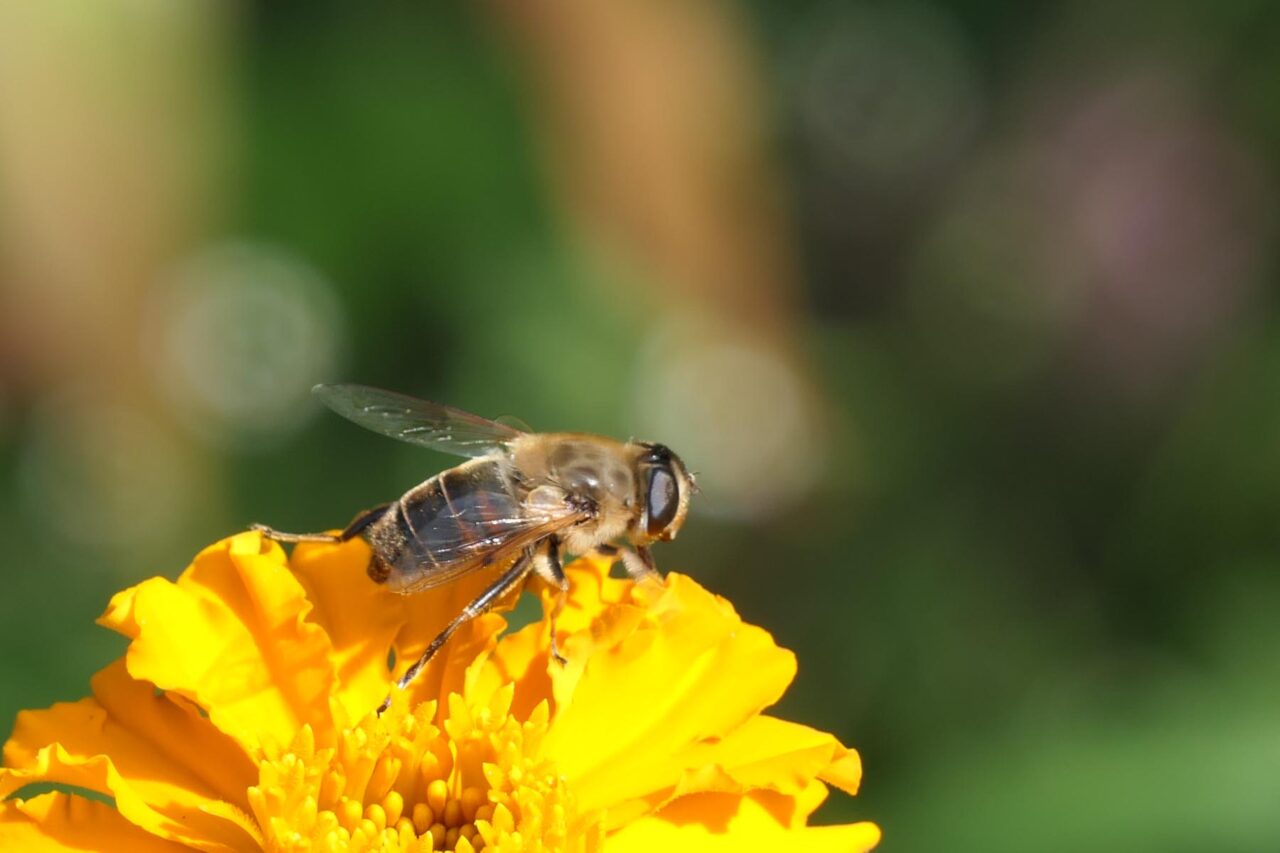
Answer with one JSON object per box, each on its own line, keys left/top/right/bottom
{"left": 251, "top": 503, "right": 390, "bottom": 544}
{"left": 379, "top": 548, "right": 535, "bottom": 714}
{"left": 620, "top": 544, "right": 663, "bottom": 584}
{"left": 539, "top": 537, "right": 570, "bottom": 665}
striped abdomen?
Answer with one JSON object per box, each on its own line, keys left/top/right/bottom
{"left": 365, "top": 456, "right": 526, "bottom": 593}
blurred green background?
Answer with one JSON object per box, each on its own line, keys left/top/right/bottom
{"left": 2, "top": 2, "right": 1279, "bottom": 850}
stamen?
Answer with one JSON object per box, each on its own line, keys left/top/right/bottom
{"left": 247, "top": 690, "right": 594, "bottom": 851}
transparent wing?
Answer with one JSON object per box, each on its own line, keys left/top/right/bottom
{"left": 382, "top": 460, "right": 586, "bottom": 595}
{"left": 391, "top": 502, "right": 587, "bottom": 594}
{"left": 313, "top": 384, "right": 523, "bottom": 458}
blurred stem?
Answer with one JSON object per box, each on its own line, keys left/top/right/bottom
{"left": 489, "top": 0, "right": 806, "bottom": 344}
{"left": 488, "top": 0, "right": 831, "bottom": 516}
{"left": 0, "top": 0, "right": 236, "bottom": 558}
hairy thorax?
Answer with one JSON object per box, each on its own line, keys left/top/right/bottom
{"left": 510, "top": 433, "right": 637, "bottom": 552}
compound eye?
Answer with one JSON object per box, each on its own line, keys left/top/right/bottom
{"left": 645, "top": 464, "right": 679, "bottom": 536}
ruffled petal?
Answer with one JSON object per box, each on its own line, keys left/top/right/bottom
{"left": 381, "top": 548, "right": 551, "bottom": 720}
{"left": 606, "top": 790, "right": 881, "bottom": 853}
{"left": 409, "top": 611, "right": 510, "bottom": 718}
{"left": 468, "top": 555, "right": 671, "bottom": 726}
{"left": 288, "top": 537, "right": 403, "bottom": 722}
{"left": 394, "top": 564, "right": 526, "bottom": 703}
{"left": 2, "top": 660, "right": 260, "bottom": 850}
{"left": 542, "top": 572, "right": 797, "bottom": 823}
{"left": 97, "top": 533, "right": 339, "bottom": 752}
{"left": 0, "top": 792, "right": 184, "bottom": 852}
{"left": 280, "top": 536, "right": 513, "bottom": 723}
{"left": 534, "top": 554, "right": 633, "bottom": 637}
{"left": 458, "top": 558, "right": 870, "bottom": 834}
{"left": 672, "top": 715, "right": 863, "bottom": 798}
{"left": 3, "top": 659, "right": 255, "bottom": 810}
{"left": 467, "top": 619, "right": 555, "bottom": 724}
{"left": 0, "top": 744, "right": 259, "bottom": 851}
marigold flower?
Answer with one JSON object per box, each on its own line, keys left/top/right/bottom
{"left": 0, "top": 532, "right": 880, "bottom": 851}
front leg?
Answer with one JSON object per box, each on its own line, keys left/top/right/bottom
{"left": 620, "top": 544, "right": 663, "bottom": 585}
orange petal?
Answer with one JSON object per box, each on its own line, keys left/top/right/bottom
{"left": 410, "top": 612, "right": 510, "bottom": 718}
{"left": 288, "top": 537, "right": 513, "bottom": 723}
{"left": 98, "top": 533, "right": 339, "bottom": 751}
{"left": 468, "top": 619, "right": 555, "bottom": 724}
{"left": 459, "top": 555, "right": 643, "bottom": 725}
{"left": 289, "top": 537, "right": 403, "bottom": 722}
{"left": 393, "top": 556, "right": 537, "bottom": 717}
{"left": 606, "top": 790, "right": 881, "bottom": 853}
{"left": 394, "top": 562, "right": 523, "bottom": 660}
{"left": 3, "top": 660, "right": 256, "bottom": 828}
{"left": 0, "top": 792, "right": 184, "bottom": 852}
{"left": 0, "top": 744, "right": 259, "bottom": 852}
{"left": 534, "top": 554, "right": 633, "bottom": 636}
{"left": 543, "top": 572, "right": 797, "bottom": 820}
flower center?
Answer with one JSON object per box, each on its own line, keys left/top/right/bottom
{"left": 247, "top": 686, "right": 598, "bottom": 852}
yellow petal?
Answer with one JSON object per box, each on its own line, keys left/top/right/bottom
{"left": 98, "top": 532, "right": 339, "bottom": 751}
{"left": 392, "top": 554, "right": 534, "bottom": 716}
{"left": 543, "top": 572, "right": 797, "bottom": 821}
{"left": 460, "top": 555, "right": 651, "bottom": 725}
{"left": 606, "top": 791, "right": 881, "bottom": 853}
{"left": 0, "top": 743, "right": 257, "bottom": 852}
{"left": 467, "top": 619, "right": 555, "bottom": 724}
{"left": 283, "top": 536, "right": 513, "bottom": 723}
{"left": 785, "top": 777, "right": 836, "bottom": 827}
{"left": 289, "top": 537, "right": 404, "bottom": 723}
{"left": 409, "top": 612, "right": 509, "bottom": 716}
{"left": 0, "top": 792, "right": 184, "bottom": 852}
{"left": 673, "top": 715, "right": 863, "bottom": 798}
{"left": 2, "top": 659, "right": 258, "bottom": 848}
{"left": 533, "top": 554, "right": 632, "bottom": 636}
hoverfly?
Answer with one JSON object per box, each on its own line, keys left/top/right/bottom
{"left": 252, "top": 384, "right": 695, "bottom": 711}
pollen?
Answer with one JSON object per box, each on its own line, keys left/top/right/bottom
{"left": 247, "top": 686, "right": 600, "bottom": 852}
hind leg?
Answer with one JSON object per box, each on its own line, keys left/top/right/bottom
{"left": 252, "top": 503, "right": 390, "bottom": 543}
{"left": 379, "top": 548, "right": 536, "bottom": 714}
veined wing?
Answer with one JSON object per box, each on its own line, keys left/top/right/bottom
{"left": 313, "top": 384, "right": 523, "bottom": 458}
{"left": 386, "top": 461, "right": 585, "bottom": 594}
{"left": 391, "top": 502, "right": 586, "bottom": 589}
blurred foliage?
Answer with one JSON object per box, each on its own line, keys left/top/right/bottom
{"left": 3, "top": 1, "right": 1280, "bottom": 851}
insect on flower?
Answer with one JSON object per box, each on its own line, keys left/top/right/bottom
{"left": 253, "top": 384, "right": 697, "bottom": 711}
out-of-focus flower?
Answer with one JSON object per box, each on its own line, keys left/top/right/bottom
{"left": 791, "top": 1, "right": 980, "bottom": 190}
{"left": 0, "top": 532, "right": 880, "bottom": 851}
{"left": 147, "top": 240, "right": 347, "bottom": 450}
